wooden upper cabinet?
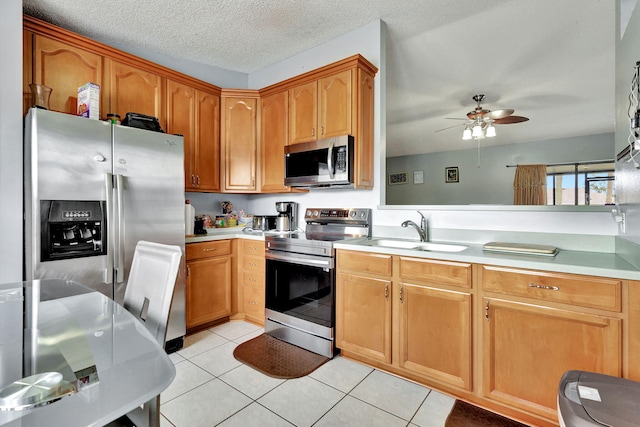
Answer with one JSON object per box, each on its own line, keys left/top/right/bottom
{"left": 288, "top": 81, "right": 317, "bottom": 144}
{"left": 104, "top": 59, "right": 164, "bottom": 126}
{"left": 221, "top": 92, "right": 259, "bottom": 192}
{"left": 355, "top": 68, "right": 375, "bottom": 189}
{"left": 260, "top": 90, "right": 290, "bottom": 192}
{"left": 33, "top": 34, "right": 103, "bottom": 115}
{"left": 166, "top": 80, "right": 196, "bottom": 189}
{"left": 319, "top": 69, "right": 352, "bottom": 139}
{"left": 195, "top": 91, "right": 221, "bottom": 192}
{"left": 288, "top": 70, "right": 352, "bottom": 144}
{"left": 23, "top": 31, "right": 33, "bottom": 116}
{"left": 166, "top": 80, "right": 220, "bottom": 192}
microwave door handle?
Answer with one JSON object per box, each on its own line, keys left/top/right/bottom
{"left": 327, "top": 139, "right": 334, "bottom": 179}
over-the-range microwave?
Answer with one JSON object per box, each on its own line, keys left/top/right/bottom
{"left": 284, "top": 135, "right": 354, "bottom": 188}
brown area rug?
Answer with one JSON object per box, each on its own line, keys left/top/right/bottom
{"left": 233, "top": 333, "right": 329, "bottom": 379}
{"left": 446, "top": 401, "right": 529, "bottom": 427}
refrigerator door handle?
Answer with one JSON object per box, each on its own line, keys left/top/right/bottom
{"left": 115, "top": 174, "right": 125, "bottom": 283}
{"left": 104, "top": 173, "right": 114, "bottom": 284}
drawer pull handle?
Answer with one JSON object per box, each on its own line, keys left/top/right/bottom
{"left": 528, "top": 283, "right": 559, "bottom": 291}
{"left": 202, "top": 248, "right": 217, "bottom": 252}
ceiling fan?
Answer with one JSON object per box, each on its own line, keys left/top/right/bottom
{"left": 437, "top": 94, "right": 529, "bottom": 138}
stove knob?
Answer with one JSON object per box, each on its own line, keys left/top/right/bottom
{"left": 350, "top": 211, "right": 357, "bottom": 218}
{"left": 313, "top": 210, "right": 320, "bottom": 217}
{"left": 359, "top": 211, "right": 366, "bottom": 218}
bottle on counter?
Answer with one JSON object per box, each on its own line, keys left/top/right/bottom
{"left": 185, "top": 200, "right": 195, "bottom": 235}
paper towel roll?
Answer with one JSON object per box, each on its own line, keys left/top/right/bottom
{"left": 185, "top": 200, "right": 195, "bottom": 235}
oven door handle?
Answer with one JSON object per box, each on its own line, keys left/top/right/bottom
{"left": 266, "top": 251, "right": 333, "bottom": 269}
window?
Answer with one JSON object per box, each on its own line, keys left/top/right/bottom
{"left": 546, "top": 162, "right": 615, "bottom": 206}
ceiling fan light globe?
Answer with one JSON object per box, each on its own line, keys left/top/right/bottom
{"left": 486, "top": 125, "right": 496, "bottom": 137}
{"left": 472, "top": 124, "right": 483, "bottom": 137}
{"left": 462, "top": 128, "right": 472, "bottom": 140}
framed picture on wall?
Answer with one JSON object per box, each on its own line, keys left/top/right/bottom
{"left": 445, "top": 166, "right": 459, "bottom": 183}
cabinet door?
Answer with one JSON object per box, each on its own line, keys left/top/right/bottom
{"left": 166, "top": 80, "right": 196, "bottom": 190}
{"left": 260, "top": 91, "right": 289, "bottom": 192}
{"left": 398, "top": 283, "right": 472, "bottom": 390}
{"left": 221, "top": 97, "right": 257, "bottom": 191}
{"left": 354, "top": 68, "right": 375, "bottom": 189}
{"left": 105, "top": 59, "right": 163, "bottom": 126}
{"left": 288, "top": 81, "right": 317, "bottom": 144}
{"left": 186, "top": 256, "right": 232, "bottom": 328}
{"left": 483, "top": 298, "right": 621, "bottom": 421}
{"left": 33, "top": 35, "right": 103, "bottom": 114}
{"left": 336, "top": 272, "right": 392, "bottom": 363}
{"left": 195, "top": 90, "right": 220, "bottom": 192}
{"left": 319, "top": 70, "right": 352, "bottom": 139}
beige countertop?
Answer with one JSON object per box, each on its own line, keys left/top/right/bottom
{"left": 185, "top": 231, "right": 640, "bottom": 280}
{"left": 334, "top": 238, "right": 640, "bottom": 281}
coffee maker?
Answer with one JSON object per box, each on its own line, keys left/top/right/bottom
{"left": 275, "top": 201, "right": 298, "bottom": 232}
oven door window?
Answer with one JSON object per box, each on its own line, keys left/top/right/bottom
{"left": 265, "top": 258, "right": 334, "bottom": 328}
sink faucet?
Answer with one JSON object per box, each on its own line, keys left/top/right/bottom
{"left": 401, "top": 211, "right": 428, "bottom": 242}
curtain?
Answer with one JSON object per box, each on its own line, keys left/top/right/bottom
{"left": 513, "top": 164, "right": 547, "bottom": 205}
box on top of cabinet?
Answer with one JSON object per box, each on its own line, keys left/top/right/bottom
{"left": 78, "top": 82, "right": 100, "bottom": 119}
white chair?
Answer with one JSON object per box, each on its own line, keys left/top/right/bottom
{"left": 124, "top": 240, "right": 182, "bottom": 346}
{"left": 119, "top": 240, "right": 182, "bottom": 427}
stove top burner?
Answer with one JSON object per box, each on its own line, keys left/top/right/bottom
{"left": 265, "top": 208, "right": 371, "bottom": 256}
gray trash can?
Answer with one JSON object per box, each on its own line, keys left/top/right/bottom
{"left": 558, "top": 370, "right": 640, "bottom": 427}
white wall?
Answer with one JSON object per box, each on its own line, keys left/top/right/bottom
{"left": 615, "top": 0, "right": 640, "bottom": 251}
{"left": 0, "top": 2, "right": 23, "bottom": 282}
{"left": 387, "top": 133, "right": 614, "bottom": 205}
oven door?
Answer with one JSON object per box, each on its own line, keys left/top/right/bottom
{"left": 265, "top": 249, "right": 335, "bottom": 338}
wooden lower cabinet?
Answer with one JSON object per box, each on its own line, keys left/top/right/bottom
{"left": 185, "top": 240, "right": 232, "bottom": 328}
{"left": 482, "top": 297, "right": 621, "bottom": 421}
{"left": 336, "top": 272, "right": 392, "bottom": 363}
{"left": 399, "top": 283, "right": 472, "bottom": 390}
{"left": 237, "top": 239, "right": 266, "bottom": 325}
{"left": 337, "top": 251, "right": 628, "bottom": 426}
{"left": 336, "top": 250, "right": 472, "bottom": 391}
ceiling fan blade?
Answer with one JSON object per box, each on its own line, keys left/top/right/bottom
{"left": 486, "top": 109, "right": 514, "bottom": 120}
{"left": 445, "top": 117, "right": 468, "bottom": 120}
{"left": 493, "top": 115, "right": 529, "bottom": 124}
{"left": 435, "top": 123, "right": 465, "bottom": 132}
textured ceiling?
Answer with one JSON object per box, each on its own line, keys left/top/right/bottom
{"left": 23, "top": 0, "right": 616, "bottom": 157}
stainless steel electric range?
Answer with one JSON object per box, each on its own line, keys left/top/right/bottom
{"left": 264, "top": 208, "right": 372, "bottom": 358}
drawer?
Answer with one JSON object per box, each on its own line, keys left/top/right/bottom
{"left": 186, "top": 240, "right": 232, "bottom": 260}
{"left": 242, "top": 270, "right": 264, "bottom": 289}
{"left": 481, "top": 265, "right": 622, "bottom": 312}
{"left": 241, "top": 239, "right": 264, "bottom": 256}
{"left": 243, "top": 286, "right": 265, "bottom": 318}
{"left": 399, "top": 257, "right": 471, "bottom": 288}
{"left": 242, "top": 255, "right": 264, "bottom": 273}
{"left": 337, "top": 250, "right": 392, "bottom": 277}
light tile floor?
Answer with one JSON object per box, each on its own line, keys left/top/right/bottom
{"left": 160, "top": 321, "right": 456, "bottom": 427}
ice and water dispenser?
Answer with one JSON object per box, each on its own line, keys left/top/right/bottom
{"left": 40, "top": 200, "right": 106, "bottom": 261}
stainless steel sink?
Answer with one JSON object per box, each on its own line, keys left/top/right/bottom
{"left": 363, "top": 239, "right": 467, "bottom": 252}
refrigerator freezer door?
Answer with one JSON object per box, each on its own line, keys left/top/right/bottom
{"left": 112, "top": 125, "right": 186, "bottom": 343}
{"left": 24, "top": 109, "right": 114, "bottom": 298}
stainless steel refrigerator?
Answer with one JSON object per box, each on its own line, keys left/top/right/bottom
{"left": 24, "top": 108, "right": 186, "bottom": 352}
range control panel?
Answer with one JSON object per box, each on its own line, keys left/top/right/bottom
{"left": 304, "top": 208, "right": 370, "bottom": 224}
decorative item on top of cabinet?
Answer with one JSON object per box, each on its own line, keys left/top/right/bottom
{"left": 31, "top": 34, "right": 103, "bottom": 115}
{"left": 167, "top": 79, "right": 220, "bottom": 192}
{"left": 185, "top": 240, "right": 232, "bottom": 329}
{"left": 221, "top": 90, "right": 260, "bottom": 192}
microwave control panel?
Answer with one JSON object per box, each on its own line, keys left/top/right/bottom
{"left": 335, "top": 147, "right": 347, "bottom": 172}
